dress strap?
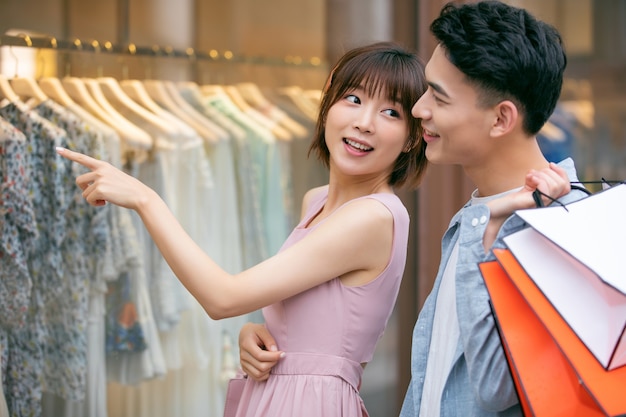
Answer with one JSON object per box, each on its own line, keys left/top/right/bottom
{"left": 271, "top": 352, "right": 364, "bottom": 392}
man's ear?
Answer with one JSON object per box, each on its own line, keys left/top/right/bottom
{"left": 491, "top": 100, "right": 518, "bottom": 137}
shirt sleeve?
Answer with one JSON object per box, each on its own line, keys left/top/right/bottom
{"left": 454, "top": 203, "right": 522, "bottom": 411}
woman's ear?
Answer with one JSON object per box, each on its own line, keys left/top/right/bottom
{"left": 491, "top": 100, "right": 518, "bottom": 137}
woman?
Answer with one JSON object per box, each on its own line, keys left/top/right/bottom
{"left": 58, "top": 41, "right": 569, "bottom": 416}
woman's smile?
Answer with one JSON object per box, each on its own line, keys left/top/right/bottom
{"left": 344, "top": 138, "right": 374, "bottom": 154}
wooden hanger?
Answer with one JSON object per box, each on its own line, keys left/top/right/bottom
{"left": 84, "top": 78, "right": 165, "bottom": 150}
{"left": 237, "top": 82, "right": 308, "bottom": 139}
{"left": 224, "top": 85, "right": 292, "bottom": 141}
{"left": 41, "top": 76, "right": 119, "bottom": 147}
{"left": 278, "top": 86, "right": 319, "bottom": 122}
{"left": 121, "top": 79, "right": 194, "bottom": 136}
{"left": 224, "top": 85, "right": 252, "bottom": 112}
{"left": 200, "top": 84, "right": 226, "bottom": 97}
{"left": 201, "top": 84, "right": 277, "bottom": 141}
{"left": 236, "top": 82, "right": 270, "bottom": 109}
{"left": 120, "top": 79, "right": 164, "bottom": 115}
{"left": 0, "top": 74, "right": 20, "bottom": 103}
{"left": 164, "top": 80, "right": 231, "bottom": 141}
{"left": 177, "top": 81, "right": 248, "bottom": 142}
{"left": 63, "top": 76, "right": 152, "bottom": 150}
{"left": 10, "top": 76, "right": 48, "bottom": 105}
{"left": 143, "top": 79, "right": 219, "bottom": 143}
{"left": 39, "top": 77, "right": 75, "bottom": 106}
{"left": 63, "top": 77, "right": 121, "bottom": 128}
{"left": 304, "top": 89, "right": 323, "bottom": 104}
{"left": 145, "top": 79, "right": 227, "bottom": 143}
{"left": 98, "top": 76, "right": 177, "bottom": 138}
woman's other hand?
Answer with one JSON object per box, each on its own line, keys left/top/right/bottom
{"left": 238, "top": 323, "right": 284, "bottom": 381}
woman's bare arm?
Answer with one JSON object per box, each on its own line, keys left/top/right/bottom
{"left": 57, "top": 147, "right": 394, "bottom": 319}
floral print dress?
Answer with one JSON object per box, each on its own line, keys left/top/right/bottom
{"left": 0, "top": 118, "right": 37, "bottom": 330}
{"left": 0, "top": 118, "right": 38, "bottom": 410}
{"left": 0, "top": 100, "right": 72, "bottom": 417}
{"left": 33, "top": 100, "right": 112, "bottom": 401}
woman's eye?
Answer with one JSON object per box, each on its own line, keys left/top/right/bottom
{"left": 383, "top": 109, "right": 401, "bottom": 118}
{"left": 346, "top": 94, "right": 361, "bottom": 104}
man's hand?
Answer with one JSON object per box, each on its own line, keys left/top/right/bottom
{"left": 484, "top": 163, "right": 571, "bottom": 251}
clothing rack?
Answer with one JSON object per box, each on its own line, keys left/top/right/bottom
{"left": 0, "top": 33, "right": 324, "bottom": 68}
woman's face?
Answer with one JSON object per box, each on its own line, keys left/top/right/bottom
{"left": 324, "top": 85, "right": 410, "bottom": 185}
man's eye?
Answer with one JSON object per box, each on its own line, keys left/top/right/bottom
{"left": 431, "top": 91, "right": 444, "bottom": 103}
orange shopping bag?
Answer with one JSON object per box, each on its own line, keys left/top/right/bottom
{"left": 504, "top": 184, "right": 626, "bottom": 370}
{"left": 480, "top": 248, "right": 626, "bottom": 417}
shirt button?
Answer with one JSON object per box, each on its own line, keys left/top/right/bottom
{"left": 480, "top": 215, "right": 487, "bottom": 224}
{"left": 471, "top": 218, "right": 479, "bottom": 226}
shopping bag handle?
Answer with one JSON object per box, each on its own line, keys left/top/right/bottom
{"left": 532, "top": 179, "right": 624, "bottom": 209}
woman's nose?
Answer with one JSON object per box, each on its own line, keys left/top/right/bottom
{"left": 353, "top": 109, "right": 375, "bottom": 133}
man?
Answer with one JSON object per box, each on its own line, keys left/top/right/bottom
{"left": 400, "top": 2, "right": 586, "bottom": 416}
{"left": 237, "top": 2, "right": 587, "bottom": 416}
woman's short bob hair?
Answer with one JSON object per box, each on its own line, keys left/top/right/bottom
{"left": 308, "top": 41, "right": 428, "bottom": 189}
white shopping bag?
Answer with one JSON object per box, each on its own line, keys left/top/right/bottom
{"left": 503, "top": 183, "right": 626, "bottom": 371}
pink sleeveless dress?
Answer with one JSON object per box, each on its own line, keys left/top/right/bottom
{"left": 235, "top": 189, "right": 410, "bottom": 417}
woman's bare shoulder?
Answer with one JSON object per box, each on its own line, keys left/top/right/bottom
{"left": 300, "top": 185, "right": 329, "bottom": 219}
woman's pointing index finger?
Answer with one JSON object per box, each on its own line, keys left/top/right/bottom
{"left": 56, "top": 147, "right": 101, "bottom": 170}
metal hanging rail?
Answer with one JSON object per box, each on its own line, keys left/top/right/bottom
{"left": 0, "top": 33, "right": 324, "bottom": 68}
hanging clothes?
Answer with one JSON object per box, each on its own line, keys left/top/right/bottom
{"left": 33, "top": 98, "right": 111, "bottom": 399}
{"left": 36, "top": 99, "right": 126, "bottom": 417}
{"left": 0, "top": 99, "right": 74, "bottom": 417}
{"left": 0, "top": 118, "right": 36, "bottom": 332}
{"left": 201, "top": 87, "right": 290, "bottom": 259}
{"left": 34, "top": 100, "right": 114, "bottom": 417}
{"left": 1, "top": 69, "right": 322, "bottom": 417}
{"left": 261, "top": 86, "right": 329, "bottom": 224}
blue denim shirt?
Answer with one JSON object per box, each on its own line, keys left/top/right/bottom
{"left": 400, "top": 158, "right": 586, "bottom": 417}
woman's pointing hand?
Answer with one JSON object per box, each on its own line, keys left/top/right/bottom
{"left": 56, "top": 147, "right": 153, "bottom": 210}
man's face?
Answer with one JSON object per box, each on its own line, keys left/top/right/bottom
{"left": 411, "top": 45, "right": 497, "bottom": 169}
